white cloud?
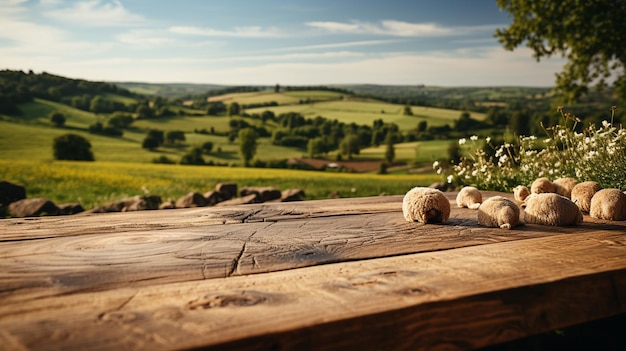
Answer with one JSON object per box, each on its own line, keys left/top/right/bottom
{"left": 29, "top": 46, "right": 563, "bottom": 87}
{"left": 43, "top": 0, "right": 145, "bottom": 27}
{"left": 306, "top": 20, "right": 452, "bottom": 37}
{"left": 116, "top": 29, "right": 173, "bottom": 46}
{"left": 170, "top": 25, "right": 283, "bottom": 38}
{"left": 270, "top": 39, "right": 402, "bottom": 52}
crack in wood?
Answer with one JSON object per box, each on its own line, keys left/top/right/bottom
{"left": 227, "top": 228, "right": 262, "bottom": 277}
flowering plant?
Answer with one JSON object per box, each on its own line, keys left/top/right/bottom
{"left": 435, "top": 106, "right": 626, "bottom": 191}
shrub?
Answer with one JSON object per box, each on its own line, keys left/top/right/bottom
{"left": 53, "top": 134, "right": 94, "bottom": 161}
{"left": 49, "top": 111, "right": 66, "bottom": 127}
{"left": 436, "top": 106, "right": 626, "bottom": 191}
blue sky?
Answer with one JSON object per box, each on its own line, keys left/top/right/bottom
{"left": 0, "top": 0, "right": 565, "bottom": 86}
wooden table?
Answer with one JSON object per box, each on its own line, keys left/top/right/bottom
{"left": 1, "top": 191, "right": 625, "bottom": 350}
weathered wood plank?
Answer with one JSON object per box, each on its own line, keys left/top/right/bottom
{"left": 0, "top": 195, "right": 407, "bottom": 241}
{"left": 1, "top": 229, "right": 625, "bottom": 351}
{"left": 2, "top": 193, "right": 624, "bottom": 304}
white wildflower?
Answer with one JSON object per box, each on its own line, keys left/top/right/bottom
{"left": 432, "top": 161, "right": 439, "bottom": 169}
{"left": 470, "top": 135, "right": 478, "bottom": 141}
{"left": 459, "top": 138, "right": 466, "bottom": 145}
{"left": 485, "top": 137, "right": 491, "bottom": 143}
{"left": 447, "top": 175, "right": 454, "bottom": 183}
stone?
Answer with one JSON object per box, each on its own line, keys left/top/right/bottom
{"left": 175, "top": 192, "right": 207, "bottom": 208}
{"left": 240, "top": 187, "right": 281, "bottom": 203}
{"left": 216, "top": 194, "right": 259, "bottom": 206}
{"left": 204, "top": 191, "right": 225, "bottom": 206}
{"left": 215, "top": 182, "right": 237, "bottom": 200}
{"left": 122, "top": 195, "right": 162, "bottom": 211}
{"left": 0, "top": 180, "right": 26, "bottom": 206}
{"left": 159, "top": 200, "right": 176, "bottom": 209}
{"left": 57, "top": 203, "right": 85, "bottom": 215}
{"left": 281, "top": 189, "right": 305, "bottom": 202}
{"left": 8, "top": 198, "right": 59, "bottom": 217}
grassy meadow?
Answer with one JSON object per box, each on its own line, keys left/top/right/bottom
{"left": 0, "top": 159, "right": 440, "bottom": 209}
{"left": 0, "top": 88, "right": 473, "bottom": 211}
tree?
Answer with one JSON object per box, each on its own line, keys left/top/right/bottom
{"left": 180, "top": 147, "right": 205, "bottom": 165}
{"left": 49, "top": 111, "right": 66, "bottom": 127}
{"left": 227, "top": 102, "right": 240, "bottom": 117}
{"left": 201, "top": 141, "right": 214, "bottom": 153}
{"left": 403, "top": 105, "right": 413, "bottom": 116}
{"left": 384, "top": 132, "right": 395, "bottom": 164}
{"left": 238, "top": 128, "right": 258, "bottom": 166}
{"left": 339, "top": 134, "right": 360, "bottom": 160}
{"left": 142, "top": 136, "right": 160, "bottom": 150}
{"left": 107, "top": 112, "right": 134, "bottom": 129}
{"left": 165, "top": 130, "right": 185, "bottom": 144}
{"left": 417, "top": 120, "right": 428, "bottom": 133}
{"left": 307, "top": 137, "right": 327, "bottom": 158}
{"left": 495, "top": 0, "right": 626, "bottom": 102}
{"left": 53, "top": 134, "right": 94, "bottom": 161}
{"left": 146, "top": 130, "right": 164, "bottom": 146}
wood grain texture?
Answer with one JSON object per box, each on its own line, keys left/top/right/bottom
{"left": 1, "top": 192, "right": 626, "bottom": 350}
{"left": 1, "top": 230, "right": 626, "bottom": 350}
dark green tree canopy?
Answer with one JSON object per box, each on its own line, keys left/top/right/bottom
{"left": 238, "top": 128, "right": 258, "bottom": 166}
{"left": 53, "top": 134, "right": 94, "bottom": 161}
{"left": 49, "top": 111, "right": 66, "bottom": 127}
{"left": 495, "top": 0, "right": 626, "bottom": 102}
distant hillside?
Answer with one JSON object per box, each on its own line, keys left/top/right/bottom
{"left": 114, "top": 82, "right": 226, "bottom": 99}
{"left": 0, "top": 70, "right": 140, "bottom": 115}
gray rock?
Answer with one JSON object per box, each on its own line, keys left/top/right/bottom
{"left": 175, "top": 192, "right": 207, "bottom": 208}
{"left": 204, "top": 190, "right": 225, "bottom": 206}
{"left": 281, "top": 189, "right": 305, "bottom": 202}
{"left": 240, "top": 187, "right": 281, "bottom": 202}
{"left": 216, "top": 194, "right": 259, "bottom": 206}
{"left": 0, "top": 180, "right": 26, "bottom": 206}
{"left": 57, "top": 203, "right": 85, "bottom": 215}
{"left": 215, "top": 182, "right": 237, "bottom": 200}
{"left": 159, "top": 200, "right": 176, "bottom": 209}
{"left": 123, "top": 195, "right": 162, "bottom": 211}
{"left": 8, "top": 198, "right": 58, "bottom": 217}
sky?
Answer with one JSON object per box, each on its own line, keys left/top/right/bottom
{"left": 0, "top": 0, "right": 566, "bottom": 86}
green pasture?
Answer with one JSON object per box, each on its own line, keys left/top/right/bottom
{"left": 357, "top": 140, "right": 452, "bottom": 166}
{"left": 209, "top": 91, "right": 298, "bottom": 105}
{"left": 101, "top": 93, "right": 138, "bottom": 105}
{"left": 0, "top": 159, "right": 441, "bottom": 210}
{"left": 245, "top": 100, "right": 485, "bottom": 131}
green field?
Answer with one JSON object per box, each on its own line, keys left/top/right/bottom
{"left": 0, "top": 89, "right": 465, "bottom": 212}
{"left": 245, "top": 100, "right": 484, "bottom": 130}
{"left": 357, "top": 140, "right": 452, "bottom": 166}
{"left": 0, "top": 159, "right": 440, "bottom": 210}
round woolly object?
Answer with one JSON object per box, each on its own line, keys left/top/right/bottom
{"left": 513, "top": 185, "right": 531, "bottom": 203}
{"left": 456, "top": 186, "right": 482, "bottom": 210}
{"left": 477, "top": 196, "right": 520, "bottom": 229}
{"left": 570, "top": 181, "right": 601, "bottom": 213}
{"left": 523, "top": 193, "right": 583, "bottom": 226}
{"left": 402, "top": 187, "right": 450, "bottom": 224}
{"left": 590, "top": 189, "right": 626, "bottom": 221}
{"left": 552, "top": 177, "right": 578, "bottom": 199}
{"left": 530, "top": 177, "right": 554, "bottom": 194}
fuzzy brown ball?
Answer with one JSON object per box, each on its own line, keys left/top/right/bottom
{"left": 571, "top": 181, "right": 601, "bottom": 213}
{"left": 523, "top": 193, "right": 583, "bottom": 226}
{"left": 477, "top": 196, "right": 521, "bottom": 229}
{"left": 590, "top": 189, "right": 626, "bottom": 221}
{"left": 531, "top": 177, "right": 554, "bottom": 194}
{"left": 552, "top": 177, "right": 578, "bottom": 199}
{"left": 456, "top": 186, "right": 482, "bottom": 210}
{"left": 402, "top": 187, "right": 450, "bottom": 224}
{"left": 513, "top": 185, "right": 531, "bottom": 203}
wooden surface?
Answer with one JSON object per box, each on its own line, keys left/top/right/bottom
{"left": 1, "top": 191, "right": 625, "bottom": 350}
